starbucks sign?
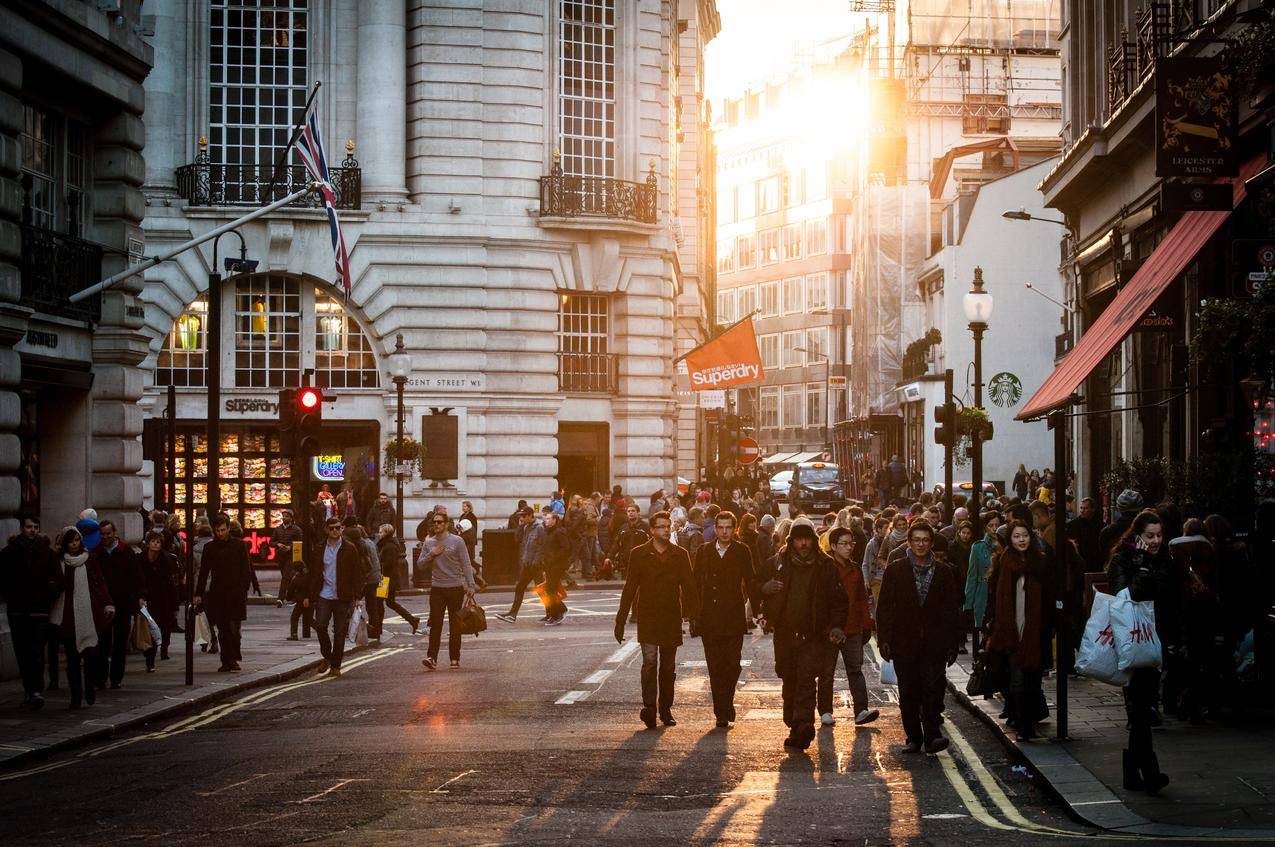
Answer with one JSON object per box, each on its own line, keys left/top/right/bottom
{"left": 988, "top": 372, "right": 1023, "bottom": 408}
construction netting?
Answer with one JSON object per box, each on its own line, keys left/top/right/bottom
{"left": 907, "top": 0, "right": 1061, "bottom": 50}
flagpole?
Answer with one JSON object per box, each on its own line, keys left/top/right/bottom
{"left": 261, "top": 80, "right": 323, "bottom": 204}
{"left": 673, "top": 309, "right": 761, "bottom": 365}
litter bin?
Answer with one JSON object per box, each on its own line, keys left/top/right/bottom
{"left": 481, "top": 528, "right": 519, "bottom": 585}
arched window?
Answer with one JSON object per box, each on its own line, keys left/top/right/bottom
{"left": 155, "top": 275, "right": 380, "bottom": 389}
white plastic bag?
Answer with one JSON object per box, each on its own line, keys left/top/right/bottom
{"left": 1110, "top": 587, "right": 1162, "bottom": 671}
{"left": 140, "top": 606, "right": 162, "bottom": 644}
{"left": 193, "top": 612, "right": 212, "bottom": 647}
{"left": 347, "top": 604, "right": 369, "bottom": 647}
{"left": 1076, "top": 590, "right": 1131, "bottom": 686}
{"left": 879, "top": 659, "right": 898, "bottom": 686}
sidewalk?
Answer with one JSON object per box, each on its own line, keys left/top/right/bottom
{"left": 947, "top": 652, "right": 1275, "bottom": 837}
{"left": 0, "top": 601, "right": 411, "bottom": 769}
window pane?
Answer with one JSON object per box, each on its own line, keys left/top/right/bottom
{"left": 156, "top": 296, "right": 209, "bottom": 387}
{"left": 233, "top": 274, "right": 301, "bottom": 387}
{"left": 314, "top": 289, "right": 381, "bottom": 390}
{"left": 559, "top": 0, "right": 615, "bottom": 178}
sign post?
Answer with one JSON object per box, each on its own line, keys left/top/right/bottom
{"left": 737, "top": 436, "right": 760, "bottom": 465}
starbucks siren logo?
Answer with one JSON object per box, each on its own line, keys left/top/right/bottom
{"left": 988, "top": 372, "right": 1022, "bottom": 408}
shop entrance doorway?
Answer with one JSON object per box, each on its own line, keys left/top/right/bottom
{"left": 557, "top": 422, "right": 608, "bottom": 498}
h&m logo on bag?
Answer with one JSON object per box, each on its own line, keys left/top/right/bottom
{"left": 1128, "top": 622, "right": 1155, "bottom": 644}
{"left": 1097, "top": 625, "right": 1116, "bottom": 647}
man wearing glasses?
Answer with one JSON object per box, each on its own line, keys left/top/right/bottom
{"left": 419, "top": 511, "right": 476, "bottom": 670}
{"left": 303, "top": 517, "right": 363, "bottom": 678}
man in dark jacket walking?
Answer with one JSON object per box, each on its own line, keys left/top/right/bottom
{"left": 195, "top": 514, "right": 255, "bottom": 672}
{"left": 690, "top": 511, "right": 761, "bottom": 728}
{"left": 603, "top": 503, "right": 649, "bottom": 580}
{"left": 364, "top": 493, "right": 397, "bottom": 538}
{"left": 762, "top": 521, "right": 849, "bottom": 750}
{"left": 93, "top": 520, "right": 144, "bottom": 688}
{"left": 876, "top": 520, "right": 961, "bottom": 754}
{"left": 497, "top": 508, "right": 544, "bottom": 623}
{"left": 0, "top": 516, "right": 62, "bottom": 708}
{"left": 270, "top": 509, "right": 305, "bottom": 606}
{"left": 615, "top": 511, "right": 699, "bottom": 729}
{"left": 1098, "top": 489, "right": 1144, "bottom": 562}
{"left": 304, "top": 517, "right": 364, "bottom": 677}
{"left": 539, "top": 510, "right": 571, "bottom": 625}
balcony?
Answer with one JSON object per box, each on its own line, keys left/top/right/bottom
{"left": 558, "top": 352, "right": 617, "bottom": 393}
{"left": 176, "top": 144, "right": 361, "bottom": 210}
{"left": 539, "top": 162, "right": 657, "bottom": 226}
{"left": 1106, "top": 2, "right": 1171, "bottom": 116}
{"left": 20, "top": 224, "right": 103, "bottom": 323}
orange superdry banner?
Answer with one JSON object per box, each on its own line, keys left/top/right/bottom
{"left": 682, "top": 316, "right": 765, "bottom": 390}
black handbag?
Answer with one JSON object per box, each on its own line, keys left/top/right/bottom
{"left": 457, "top": 596, "right": 487, "bottom": 636}
{"left": 966, "top": 651, "right": 1008, "bottom": 697}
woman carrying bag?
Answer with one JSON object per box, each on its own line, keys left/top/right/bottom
{"left": 1107, "top": 510, "right": 1179, "bottom": 794}
{"left": 983, "top": 520, "right": 1053, "bottom": 740}
{"left": 139, "top": 530, "right": 179, "bottom": 666}
{"left": 49, "top": 528, "right": 113, "bottom": 709}
{"left": 377, "top": 524, "right": 420, "bottom": 634}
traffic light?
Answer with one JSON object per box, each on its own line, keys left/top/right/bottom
{"left": 718, "top": 414, "right": 741, "bottom": 465}
{"left": 277, "top": 387, "right": 297, "bottom": 454}
{"left": 295, "top": 384, "right": 326, "bottom": 457}
{"left": 933, "top": 402, "right": 954, "bottom": 447}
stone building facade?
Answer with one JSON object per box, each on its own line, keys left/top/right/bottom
{"left": 137, "top": 0, "right": 717, "bottom": 551}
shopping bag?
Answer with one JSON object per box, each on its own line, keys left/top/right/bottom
{"left": 1109, "top": 587, "right": 1162, "bottom": 671}
{"left": 347, "top": 605, "right": 369, "bottom": 647}
{"left": 457, "top": 596, "right": 487, "bottom": 636}
{"left": 140, "top": 607, "right": 163, "bottom": 645}
{"left": 1076, "top": 591, "right": 1131, "bottom": 685}
{"left": 193, "top": 612, "right": 212, "bottom": 647}
{"left": 375, "top": 576, "right": 390, "bottom": 599}
{"left": 130, "top": 613, "right": 154, "bottom": 653}
{"left": 965, "top": 651, "right": 1008, "bottom": 697}
{"left": 879, "top": 659, "right": 898, "bottom": 686}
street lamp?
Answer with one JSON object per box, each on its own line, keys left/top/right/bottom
{"left": 963, "top": 267, "right": 993, "bottom": 532}
{"left": 794, "top": 346, "right": 830, "bottom": 451}
{"left": 387, "top": 333, "right": 412, "bottom": 539}
{"left": 1001, "top": 208, "right": 1068, "bottom": 227}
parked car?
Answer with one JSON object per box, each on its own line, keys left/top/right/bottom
{"left": 936, "top": 481, "right": 1000, "bottom": 500}
{"left": 789, "top": 462, "right": 848, "bottom": 515}
{"left": 770, "top": 470, "right": 793, "bottom": 500}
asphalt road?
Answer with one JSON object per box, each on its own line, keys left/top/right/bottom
{"left": 0, "top": 590, "right": 1193, "bottom": 846}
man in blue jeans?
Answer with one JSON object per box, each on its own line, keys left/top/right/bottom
{"left": 304, "top": 518, "right": 363, "bottom": 678}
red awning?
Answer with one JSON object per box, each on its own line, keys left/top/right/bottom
{"left": 1017, "top": 156, "right": 1264, "bottom": 421}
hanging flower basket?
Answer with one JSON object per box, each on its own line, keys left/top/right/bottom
{"left": 382, "top": 437, "right": 425, "bottom": 479}
{"left": 956, "top": 406, "right": 994, "bottom": 441}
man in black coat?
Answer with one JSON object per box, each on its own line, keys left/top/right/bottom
{"left": 195, "top": 514, "right": 255, "bottom": 672}
{"left": 364, "top": 492, "right": 397, "bottom": 538}
{"left": 690, "top": 510, "right": 761, "bottom": 728}
{"left": 762, "top": 521, "right": 849, "bottom": 750}
{"left": 270, "top": 509, "right": 305, "bottom": 606}
{"left": 876, "top": 520, "right": 962, "bottom": 754}
{"left": 0, "top": 516, "right": 62, "bottom": 708}
{"left": 304, "top": 516, "right": 364, "bottom": 677}
{"left": 603, "top": 503, "right": 649, "bottom": 580}
{"left": 539, "top": 510, "right": 571, "bottom": 625}
{"left": 92, "top": 520, "right": 145, "bottom": 689}
{"left": 1067, "top": 496, "right": 1102, "bottom": 571}
{"left": 615, "top": 511, "right": 699, "bottom": 729}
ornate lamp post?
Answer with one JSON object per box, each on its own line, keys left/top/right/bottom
{"left": 963, "top": 267, "right": 993, "bottom": 533}
{"left": 387, "top": 334, "right": 412, "bottom": 539}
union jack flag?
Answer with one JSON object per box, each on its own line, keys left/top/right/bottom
{"left": 295, "top": 106, "right": 352, "bottom": 298}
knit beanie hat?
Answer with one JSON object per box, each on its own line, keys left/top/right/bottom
{"left": 1115, "top": 489, "right": 1144, "bottom": 512}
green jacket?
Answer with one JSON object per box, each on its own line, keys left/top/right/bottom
{"left": 964, "top": 535, "right": 995, "bottom": 628}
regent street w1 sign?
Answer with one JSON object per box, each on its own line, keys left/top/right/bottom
{"left": 1156, "top": 56, "right": 1237, "bottom": 178}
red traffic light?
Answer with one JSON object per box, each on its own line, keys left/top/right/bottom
{"left": 298, "top": 387, "right": 322, "bottom": 410}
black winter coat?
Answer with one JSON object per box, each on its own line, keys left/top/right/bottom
{"left": 541, "top": 524, "right": 571, "bottom": 576}
{"left": 691, "top": 540, "right": 761, "bottom": 638}
{"left": 876, "top": 556, "right": 962, "bottom": 665}
{"left": 94, "top": 541, "right": 145, "bottom": 612}
{"left": 196, "top": 539, "right": 254, "bottom": 624}
{"left": 616, "top": 541, "right": 699, "bottom": 647}
{"left": 1106, "top": 543, "right": 1182, "bottom": 647}
{"left": 140, "top": 550, "right": 180, "bottom": 625}
{"left": 0, "top": 535, "right": 62, "bottom": 615}
{"left": 766, "top": 547, "right": 849, "bottom": 643}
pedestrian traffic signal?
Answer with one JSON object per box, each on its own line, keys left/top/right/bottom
{"left": 295, "top": 385, "right": 327, "bottom": 457}
{"left": 933, "top": 402, "right": 955, "bottom": 447}
{"left": 277, "top": 387, "right": 298, "bottom": 454}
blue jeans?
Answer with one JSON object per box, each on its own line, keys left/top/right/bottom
{"left": 314, "top": 598, "right": 351, "bottom": 670}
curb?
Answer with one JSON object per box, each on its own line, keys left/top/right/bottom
{"left": 0, "top": 646, "right": 369, "bottom": 771}
{"left": 944, "top": 670, "right": 1275, "bottom": 839}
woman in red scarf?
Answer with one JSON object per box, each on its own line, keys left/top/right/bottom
{"left": 985, "top": 520, "right": 1054, "bottom": 740}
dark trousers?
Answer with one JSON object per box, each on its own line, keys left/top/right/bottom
{"left": 819, "top": 632, "right": 870, "bottom": 715}
{"left": 384, "top": 576, "right": 418, "bottom": 628}
{"left": 779, "top": 637, "right": 824, "bottom": 738}
{"left": 640, "top": 643, "right": 678, "bottom": 714}
{"left": 1126, "top": 668, "right": 1161, "bottom": 759}
{"left": 1007, "top": 664, "right": 1044, "bottom": 731}
{"left": 7, "top": 613, "right": 46, "bottom": 697}
{"left": 703, "top": 633, "right": 744, "bottom": 721}
{"left": 290, "top": 602, "right": 313, "bottom": 637}
{"left": 278, "top": 558, "right": 295, "bottom": 603}
{"left": 216, "top": 618, "right": 243, "bottom": 665}
{"left": 314, "top": 598, "right": 351, "bottom": 670}
{"left": 544, "top": 567, "right": 567, "bottom": 619}
{"left": 97, "top": 612, "right": 133, "bottom": 686}
{"left": 428, "top": 586, "right": 465, "bottom": 662}
{"left": 364, "top": 585, "right": 384, "bottom": 640}
{"left": 895, "top": 657, "right": 947, "bottom": 743}
{"left": 508, "top": 567, "right": 539, "bottom": 617}
{"left": 58, "top": 637, "right": 97, "bottom": 706}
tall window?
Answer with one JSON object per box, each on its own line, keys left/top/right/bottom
{"left": 806, "top": 219, "right": 828, "bottom": 255}
{"left": 759, "top": 333, "right": 779, "bottom": 370}
{"left": 804, "top": 326, "right": 828, "bottom": 361}
{"left": 558, "top": 293, "right": 612, "bottom": 391}
{"left": 807, "top": 382, "right": 826, "bottom": 430}
{"left": 20, "top": 105, "right": 89, "bottom": 235}
{"left": 760, "top": 387, "right": 779, "bottom": 431}
{"left": 782, "top": 384, "right": 803, "bottom": 429}
{"left": 234, "top": 275, "right": 302, "bottom": 388}
{"left": 806, "top": 272, "right": 829, "bottom": 311}
{"left": 716, "top": 289, "right": 736, "bottom": 325}
{"left": 760, "top": 281, "right": 779, "bottom": 317}
{"left": 716, "top": 240, "right": 735, "bottom": 274}
{"left": 737, "top": 285, "right": 757, "bottom": 318}
{"left": 782, "top": 277, "right": 803, "bottom": 314}
{"left": 156, "top": 296, "right": 209, "bottom": 388}
{"left": 783, "top": 170, "right": 804, "bottom": 207}
{"left": 781, "top": 330, "right": 804, "bottom": 368}
{"left": 759, "top": 228, "right": 780, "bottom": 265}
{"left": 782, "top": 223, "right": 803, "bottom": 261}
{"left": 758, "top": 176, "right": 781, "bottom": 213}
{"left": 735, "top": 234, "right": 755, "bottom": 269}
{"left": 209, "top": 1, "right": 309, "bottom": 179}
{"left": 559, "top": 0, "right": 615, "bottom": 178}
{"left": 314, "top": 291, "right": 379, "bottom": 388}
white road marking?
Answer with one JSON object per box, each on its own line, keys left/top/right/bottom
{"left": 604, "top": 640, "right": 640, "bottom": 664}
{"left": 296, "top": 778, "right": 368, "bottom": 804}
{"left": 197, "top": 772, "right": 274, "bottom": 797}
{"left": 431, "top": 769, "right": 477, "bottom": 794}
{"left": 679, "top": 659, "right": 751, "bottom": 667}
{"left": 351, "top": 708, "right": 374, "bottom": 719}
{"left": 554, "top": 690, "right": 590, "bottom": 705}
{"left": 581, "top": 669, "right": 613, "bottom": 685}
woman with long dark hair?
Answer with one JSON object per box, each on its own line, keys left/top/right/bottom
{"left": 1107, "top": 510, "right": 1178, "bottom": 794}
{"left": 140, "top": 529, "right": 179, "bottom": 667}
{"left": 984, "top": 520, "right": 1053, "bottom": 739}
{"left": 49, "top": 528, "right": 113, "bottom": 708}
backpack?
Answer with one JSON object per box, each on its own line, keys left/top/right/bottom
{"left": 350, "top": 537, "right": 373, "bottom": 586}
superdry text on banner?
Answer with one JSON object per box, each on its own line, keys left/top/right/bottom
{"left": 681, "top": 316, "right": 766, "bottom": 391}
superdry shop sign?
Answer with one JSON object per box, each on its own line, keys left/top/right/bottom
{"left": 1155, "top": 56, "right": 1237, "bottom": 178}
{"left": 224, "top": 398, "right": 279, "bottom": 416}
{"left": 680, "top": 316, "right": 765, "bottom": 391}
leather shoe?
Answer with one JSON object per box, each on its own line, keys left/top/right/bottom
{"left": 924, "top": 737, "right": 950, "bottom": 754}
{"left": 901, "top": 740, "right": 923, "bottom": 754}
{"left": 640, "top": 707, "right": 657, "bottom": 729}
{"left": 660, "top": 712, "right": 677, "bottom": 727}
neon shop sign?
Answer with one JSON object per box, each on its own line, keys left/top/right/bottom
{"left": 312, "top": 453, "right": 346, "bottom": 482}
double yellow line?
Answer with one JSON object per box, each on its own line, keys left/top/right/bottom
{"left": 0, "top": 648, "right": 406, "bottom": 782}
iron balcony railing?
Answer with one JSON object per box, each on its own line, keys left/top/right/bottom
{"left": 1106, "top": 1, "right": 1172, "bottom": 115}
{"left": 540, "top": 161, "right": 657, "bottom": 225}
{"left": 176, "top": 147, "right": 361, "bottom": 210}
{"left": 20, "top": 223, "right": 103, "bottom": 322}
{"left": 558, "top": 352, "right": 617, "bottom": 393}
